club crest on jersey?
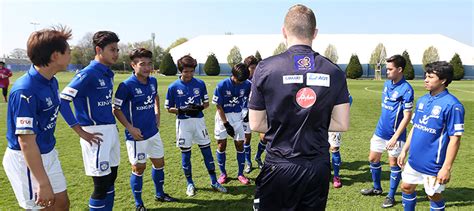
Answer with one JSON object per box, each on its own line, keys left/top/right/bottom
{"left": 296, "top": 87, "right": 317, "bottom": 108}
{"left": 294, "top": 55, "right": 314, "bottom": 71}
{"left": 225, "top": 90, "right": 232, "bottom": 97}
{"left": 430, "top": 105, "right": 442, "bottom": 118}
{"left": 135, "top": 88, "right": 143, "bottom": 95}
{"left": 418, "top": 103, "right": 424, "bottom": 111}
{"left": 150, "top": 84, "right": 156, "bottom": 93}
{"left": 391, "top": 91, "right": 399, "bottom": 99}
{"left": 239, "top": 89, "right": 245, "bottom": 97}
{"left": 99, "top": 161, "right": 109, "bottom": 171}
{"left": 193, "top": 88, "right": 200, "bottom": 95}
{"left": 98, "top": 79, "right": 106, "bottom": 87}
{"left": 46, "top": 97, "right": 53, "bottom": 107}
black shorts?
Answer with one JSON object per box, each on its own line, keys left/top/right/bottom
{"left": 254, "top": 158, "right": 330, "bottom": 211}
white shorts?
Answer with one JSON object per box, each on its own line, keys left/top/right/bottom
{"left": 176, "top": 118, "right": 211, "bottom": 148}
{"left": 214, "top": 112, "right": 245, "bottom": 141}
{"left": 126, "top": 132, "right": 164, "bottom": 165}
{"left": 2, "top": 148, "right": 67, "bottom": 209}
{"left": 328, "top": 132, "right": 342, "bottom": 147}
{"left": 370, "top": 134, "right": 405, "bottom": 157}
{"left": 80, "top": 124, "right": 120, "bottom": 177}
{"left": 402, "top": 162, "right": 446, "bottom": 196}
{"left": 243, "top": 122, "right": 251, "bottom": 134}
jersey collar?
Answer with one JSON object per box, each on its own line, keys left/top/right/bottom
{"left": 28, "top": 65, "right": 52, "bottom": 85}
{"left": 389, "top": 77, "right": 406, "bottom": 89}
{"left": 131, "top": 73, "right": 149, "bottom": 85}
{"left": 287, "top": 45, "right": 313, "bottom": 53}
{"left": 429, "top": 89, "right": 449, "bottom": 100}
{"left": 89, "top": 60, "right": 114, "bottom": 77}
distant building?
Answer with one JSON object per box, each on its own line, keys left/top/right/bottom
{"left": 170, "top": 34, "right": 474, "bottom": 79}
{"left": 0, "top": 57, "right": 81, "bottom": 72}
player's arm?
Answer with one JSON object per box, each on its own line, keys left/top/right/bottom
{"left": 328, "top": 103, "right": 350, "bottom": 132}
{"left": 437, "top": 135, "right": 461, "bottom": 184}
{"left": 155, "top": 95, "right": 160, "bottom": 128}
{"left": 397, "top": 127, "right": 414, "bottom": 168}
{"left": 113, "top": 107, "right": 143, "bottom": 141}
{"left": 387, "top": 110, "right": 412, "bottom": 150}
{"left": 18, "top": 134, "right": 55, "bottom": 206}
{"left": 249, "top": 109, "right": 267, "bottom": 133}
{"left": 216, "top": 104, "right": 228, "bottom": 123}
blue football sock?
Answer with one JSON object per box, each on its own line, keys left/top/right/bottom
{"left": 237, "top": 150, "right": 245, "bottom": 176}
{"left": 388, "top": 166, "right": 401, "bottom": 198}
{"left": 181, "top": 151, "right": 193, "bottom": 185}
{"left": 255, "top": 140, "right": 266, "bottom": 160}
{"left": 105, "top": 185, "right": 114, "bottom": 211}
{"left": 200, "top": 145, "right": 217, "bottom": 184}
{"left": 402, "top": 192, "right": 417, "bottom": 211}
{"left": 370, "top": 162, "right": 382, "bottom": 190}
{"left": 89, "top": 198, "right": 106, "bottom": 210}
{"left": 152, "top": 167, "right": 165, "bottom": 197}
{"left": 130, "top": 173, "right": 143, "bottom": 206}
{"left": 216, "top": 150, "right": 227, "bottom": 175}
{"left": 331, "top": 150, "right": 341, "bottom": 177}
{"left": 244, "top": 143, "right": 251, "bottom": 164}
{"left": 430, "top": 199, "right": 445, "bottom": 211}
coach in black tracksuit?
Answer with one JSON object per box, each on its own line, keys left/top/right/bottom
{"left": 249, "top": 4, "right": 351, "bottom": 211}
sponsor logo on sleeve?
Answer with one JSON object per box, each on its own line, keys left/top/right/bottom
{"left": 306, "top": 73, "right": 330, "bottom": 87}
{"left": 114, "top": 98, "right": 123, "bottom": 106}
{"left": 62, "top": 87, "right": 78, "bottom": 97}
{"left": 16, "top": 117, "right": 34, "bottom": 128}
{"left": 454, "top": 124, "right": 464, "bottom": 131}
{"left": 283, "top": 75, "right": 303, "bottom": 84}
{"left": 20, "top": 94, "right": 32, "bottom": 103}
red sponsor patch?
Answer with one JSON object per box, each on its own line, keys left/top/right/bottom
{"left": 296, "top": 87, "right": 316, "bottom": 108}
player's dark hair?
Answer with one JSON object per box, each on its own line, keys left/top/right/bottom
{"left": 425, "top": 61, "right": 453, "bottom": 87}
{"left": 129, "top": 48, "right": 152, "bottom": 62}
{"left": 232, "top": 63, "right": 250, "bottom": 82}
{"left": 386, "top": 54, "right": 406, "bottom": 70}
{"left": 93, "top": 31, "right": 120, "bottom": 54}
{"left": 284, "top": 4, "right": 316, "bottom": 41}
{"left": 27, "top": 25, "right": 72, "bottom": 67}
{"left": 0, "top": 61, "right": 5, "bottom": 65}
{"left": 244, "top": 55, "right": 259, "bottom": 67}
{"left": 177, "top": 55, "right": 197, "bottom": 72}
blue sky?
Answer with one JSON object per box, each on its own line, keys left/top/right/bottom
{"left": 0, "top": 0, "right": 472, "bottom": 57}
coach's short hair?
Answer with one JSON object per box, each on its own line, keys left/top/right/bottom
{"left": 129, "top": 48, "right": 152, "bottom": 62}
{"left": 284, "top": 4, "right": 316, "bottom": 41}
{"left": 244, "top": 55, "right": 259, "bottom": 67}
{"left": 177, "top": 55, "right": 197, "bottom": 72}
{"left": 27, "top": 25, "right": 72, "bottom": 67}
{"left": 425, "top": 61, "right": 454, "bottom": 87}
{"left": 93, "top": 31, "right": 120, "bottom": 53}
{"left": 386, "top": 55, "right": 406, "bottom": 70}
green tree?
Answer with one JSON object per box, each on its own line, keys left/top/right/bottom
{"left": 159, "top": 53, "right": 177, "bottom": 76}
{"left": 227, "top": 46, "right": 242, "bottom": 68}
{"left": 165, "top": 38, "right": 188, "bottom": 52}
{"left": 255, "top": 50, "right": 262, "bottom": 62}
{"left": 324, "top": 44, "right": 338, "bottom": 63}
{"left": 402, "top": 50, "right": 415, "bottom": 80}
{"left": 422, "top": 46, "right": 439, "bottom": 70}
{"left": 70, "top": 32, "right": 95, "bottom": 67}
{"left": 203, "top": 53, "right": 220, "bottom": 76}
{"left": 273, "top": 42, "right": 287, "bottom": 55}
{"left": 369, "top": 43, "right": 387, "bottom": 70}
{"left": 450, "top": 53, "right": 464, "bottom": 80}
{"left": 346, "top": 54, "right": 363, "bottom": 79}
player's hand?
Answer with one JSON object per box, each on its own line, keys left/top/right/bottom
{"left": 397, "top": 150, "right": 407, "bottom": 168}
{"left": 385, "top": 138, "right": 398, "bottom": 150}
{"left": 36, "top": 183, "right": 55, "bottom": 208}
{"left": 178, "top": 106, "right": 190, "bottom": 115}
{"left": 190, "top": 104, "right": 204, "bottom": 111}
{"left": 79, "top": 130, "right": 103, "bottom": 146}
{"left": 437, "top": 168, "right": 451, "bottom": 185}
{"left": 223, "top": 122, "right": 235, "bottom": 137}
{"left": 128, "top": 126, "right": 144, "bottom": 141}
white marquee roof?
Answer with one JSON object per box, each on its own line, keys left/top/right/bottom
{"left": 170, "top": 34, "right": 474, "bottom": 65}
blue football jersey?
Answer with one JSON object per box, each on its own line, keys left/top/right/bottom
{"left": 212, "top": 78, "right": 251, "bottom": 113}
{"left": 60, "top": 60, "right": 116, "bottom": 126}
{"left": 374, "top": 78, "right": 414, "bottom": 141}
{"left": 408, "top": 90, "right": 464, "bottom": 176}
{"left": 165, "top": 77, "right": 208, "bottom": 119}
{"left": 114, "top": 74, "right": 158, "bottom": 140}
{"left": 6, "top": 66, "right": 60, "bottom": 154}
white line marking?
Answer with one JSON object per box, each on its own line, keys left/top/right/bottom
{"left": 364, "top": 87, "right": 381, "bottom": 93}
